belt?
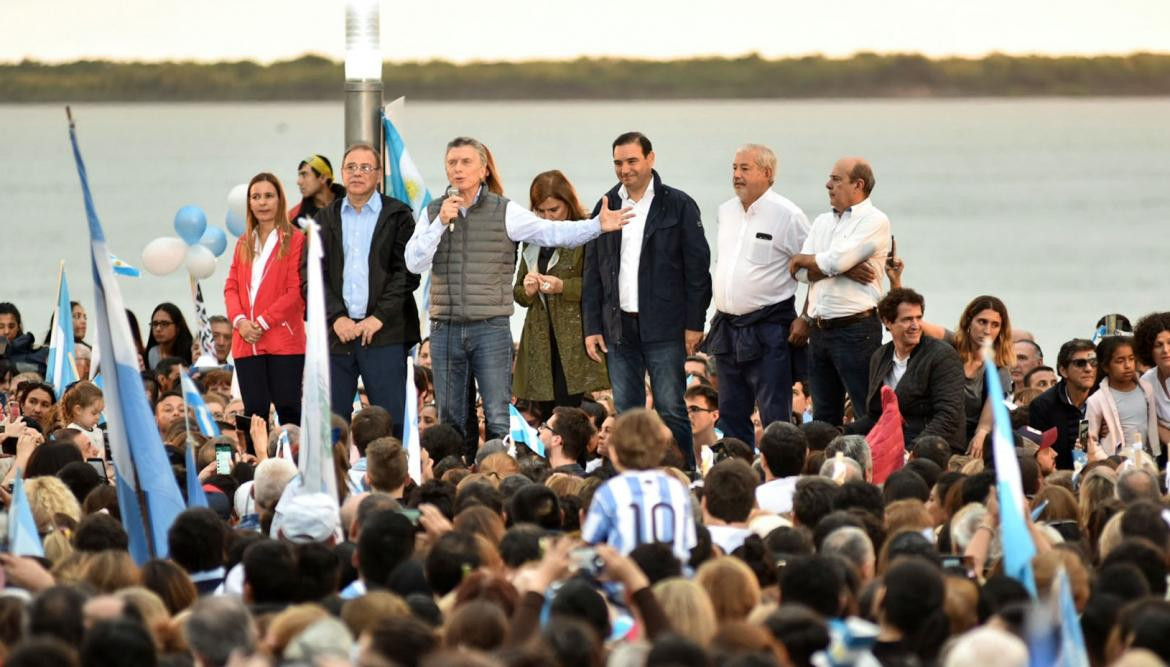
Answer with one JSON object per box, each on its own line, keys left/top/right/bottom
{"left": 621, "top": 310, "right": 639, "bottom": 318}
{"left": 812, "top": 308, "right": 875, "bottom": 330}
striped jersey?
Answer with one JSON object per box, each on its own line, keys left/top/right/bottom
{"left": 581, "top": 469, "right": 696, "bottom": 563}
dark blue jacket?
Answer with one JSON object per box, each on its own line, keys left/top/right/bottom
{"left": 582, "top": 171, "right": 711, "bottom": 344}
{"left": 1028, "top": 379, "right": 1087, "bottom": 470}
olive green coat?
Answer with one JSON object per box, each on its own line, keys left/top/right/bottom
{"left": 512, "top": 243, "right": 609, "bottom": 401}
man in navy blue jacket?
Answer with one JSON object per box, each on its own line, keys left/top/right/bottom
{"left": 583, "top": 132, "right": 712, "bottom": 471}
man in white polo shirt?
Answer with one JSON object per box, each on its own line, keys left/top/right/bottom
{"left": 788, "top": 157, "right": 891, "bottom": 427}
{"left": 706, "top": 144, "right": 809, "bottom": 445}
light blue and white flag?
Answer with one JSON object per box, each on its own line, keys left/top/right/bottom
{"left": 180, "top": 373, "right": 220, "bottom": 437}
{"left": 8, "top": 472, "right": 44, "bottom": 557}
{"left": 984, "top": 343, "right": 1037, "bottom": 596}
{"left": 272, "top": 412, "right": 292, "bottom": 461}
{"left": 383, "top": 103, "right": 434, "bottom": 336}
{"left": 184, "top": 442, "right": 209, "bottom": 509}
{"left": 45, "top": 263, "right": 80, "bottom": 396}
{"left": 69, "top": 108, "right": 186, "bottom": 564}
{"left": 296, "top": 221, "right": 337, "bottom": 501}
{"left": 109, "top": 253, "right": 140, "bottom": 277}
{"left": 508, "top": 403, "right": 545, "bottom": 458}
{"left": 382, "top": 105, "right": 433, "bottom": 219}
{"left": 1056, "top": 568, "right": 1089, "bottom": 667}
{"left": 403, "top": 357, "right": 422, "bottom": 483}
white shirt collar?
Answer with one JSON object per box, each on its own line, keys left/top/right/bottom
{"left": 618, "top": 179, "right": 655, "bottom": 203}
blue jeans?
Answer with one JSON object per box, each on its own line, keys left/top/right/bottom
{"left": 808, "top": 315, "right": 881, "bottom": 426}
{"left": 430, "top": 316, "right": 514, "bottom": 441}
{"left": 607, "top": 313, "right": 694, "bottom": 470}
{"left": 713, "top": 320, "right": 792, "bottom": 445}
{"left": 331, "top": 343, "right": 407, "bottom": 439}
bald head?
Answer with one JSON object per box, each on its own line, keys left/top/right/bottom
{"left": 827, "top": 157, "right": 874, "bottom": 211}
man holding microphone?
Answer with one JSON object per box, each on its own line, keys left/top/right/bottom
{"left": 405, "top": 137, "right": 632, "bottom": 443}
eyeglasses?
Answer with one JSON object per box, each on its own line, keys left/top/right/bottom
{"left": 1068, "top": 357, "right": 1098, "bottom": 369}
{"left": 150, "top": 321, "right": 174, "bottom": 329}
{"left": 687, "top": 405, "right": 716, "bottom": 414}
{"left": 343, "top": 163, "right": 380, "bottom": 174}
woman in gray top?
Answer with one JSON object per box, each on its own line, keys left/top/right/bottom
{"left": 946, "top": 295, "right": 1014, "bottom": 459}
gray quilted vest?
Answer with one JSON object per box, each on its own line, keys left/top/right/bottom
{"left": 425, "top": 191, "right": 517, "bottom": 322}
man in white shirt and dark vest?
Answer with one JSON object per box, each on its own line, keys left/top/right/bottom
{"left": 706, "top": 144, "right": 809, "bottom": 444}
{"left": 583, "top": 132, "right": 712, "bottom": 471}
{"left": 788, "top": 157, "right": 891, "bottom": 427}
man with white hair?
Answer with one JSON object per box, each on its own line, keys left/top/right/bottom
{"left": 821, "top": 526, "right": 875, "bottom": 586}
{"left": 706, "top": 143, "right": 809, "bottom": 444}
{"left": 253, "top": 458, "right": 298, "bottom": 533}
{"left": 824, "top": 434, "right": 872, "bottom": 482}
{"left": 186, "top": 596, "right": 257, "bottom": 667}
{"left": 819, "top": 455, "right": 864, "bottom": 484}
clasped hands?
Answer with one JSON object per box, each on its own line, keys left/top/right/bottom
{"left": 523, "top": 272, "right": 564, "bottom": 297}
{"left": 333, "top": 315, "right": 383, "bottom": 346}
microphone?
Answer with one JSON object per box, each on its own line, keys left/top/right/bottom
{"left": 446, "top": 186, "right": 459, "bottom": 233}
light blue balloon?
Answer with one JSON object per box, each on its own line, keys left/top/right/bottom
{"left": 173, "top": 205, "right": 208, "bottom": 245}
{"left": 199, "top": 225, "right": 228, "bottom": 257}
{"left": 225, "top": 210, "right": 246, "bottom": 237}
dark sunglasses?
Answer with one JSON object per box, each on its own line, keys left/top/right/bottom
{"left": 1068, "top": 357, "right": 1098, "bottom": 369}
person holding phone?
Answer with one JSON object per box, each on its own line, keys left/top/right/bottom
{"left": 788, "top": 157, "right": 891, "bottom": 429}
{"left": 224, "top": 172, "right": 307, "bottom": 426}
{"left": 1028, "top": 339, "right": 1097, "bottom": 470}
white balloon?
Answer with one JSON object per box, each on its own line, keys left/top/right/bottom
{"left": 186, "top": 244, "right": 217, "bottom": 279}
{"left": 227, "top": 183, "right": 249, "bottom": 220}
{"left": 141, "top": 237, "right": 188, "bottom": 276}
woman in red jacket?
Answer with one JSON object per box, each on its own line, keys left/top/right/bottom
{"left": 225, "top": 172, "right": 307, "bottom": 425}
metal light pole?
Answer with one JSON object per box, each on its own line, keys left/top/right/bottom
{"left": 344, "top": 0, "right": 383, "bottom": 162}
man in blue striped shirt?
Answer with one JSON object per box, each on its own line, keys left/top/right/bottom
{"left": 581, "top": 409, "right": 696, "bottom": 563}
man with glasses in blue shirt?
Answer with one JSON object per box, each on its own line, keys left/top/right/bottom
{"left": 315, "top": 143, "right": 420, "bottom": 438}
{"left": 1028, "top": 339, "right": 1097, "bottom": 470}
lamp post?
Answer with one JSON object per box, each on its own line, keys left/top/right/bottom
{"left": 344, "top": 0, "right": 383, "bottom": 164}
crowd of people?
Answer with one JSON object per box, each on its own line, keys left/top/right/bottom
{"left": 0, "top": 132, "right": 1169, "bottom": 667}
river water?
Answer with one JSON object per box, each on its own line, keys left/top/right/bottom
{"left": 2, "top": 99, "right": 1169, "bottom": 358}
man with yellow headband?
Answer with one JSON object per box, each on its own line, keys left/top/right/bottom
{"left": 290, "top": 154, "right": 346, "bottom": 223}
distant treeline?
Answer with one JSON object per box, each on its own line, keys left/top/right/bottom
{"left": 3, "top": 52, "right": 1170, "bottom": 102}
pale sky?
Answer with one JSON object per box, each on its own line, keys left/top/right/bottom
{"left": 5, "top": 0, "right": 1169, "bottom": 63}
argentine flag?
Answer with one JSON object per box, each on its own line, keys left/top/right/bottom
{"left": 984, "top": 342, "right": 1037, "bottom": 595}
{"left": 109, "top": 253, "right": 140, "bottom": 277}
{"left": 383, "top": 104, "right": 435, "bottom": 334}
{"left": 184, "top": 442, "right": 209, "bottom": 509}
{"left": 180, "top": 373, "right": 220, "bottom": 437}
{"left": 45, "top": 263, "right": 80, "bottom": 396}
{"left": 382, "top": 105, "right": 433, "bottom": 219}
{"left": 69, "top": 108, "right": 186, "bottom": 564}
{"left": 508, "top": 403, "right": 545, "bottom": 458}
{"left": 403, "top": 357, "right": 422, "bottom": 483}
{"left": 296, "top": 221, "right": 337, "bottom": 501}
{"left": 8, "top": 472, "right": 44, "bottom": 557}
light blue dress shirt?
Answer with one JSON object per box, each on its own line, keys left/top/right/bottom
{"left": 341, "top": 195, "right": 382, "bottom": 319}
